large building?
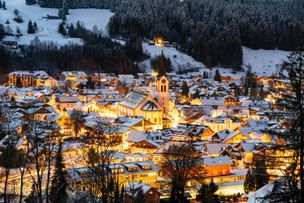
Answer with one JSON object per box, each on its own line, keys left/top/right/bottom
{"left": 118, "top": 76, "right": 170, "bottom": 130}
{"left": 8, "top": 71, "right": 49, "bottom": 87}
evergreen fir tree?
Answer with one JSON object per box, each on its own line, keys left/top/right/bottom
{"left": 196, "top": 180, "right": 219, "bottom": 203}
{"left": 151, "top": 51, "right": 172, "bottom": 76}
{"left": 62, "top": 0, "right": 69, "bottom": 15}
{"left": 25, "top": 183, "right": 38, "bottom": 203}
{"left": 214, "top": 69, "right": 222, "bottom": 82}
{"left": 50, "top": 142, "right": 68, "bottom": 203}
{"left": 58, "top": 22, "right": 67, "bottom": 36}
{"left": 134, "top": 187, "right": 145, "bottom": 203}
{"left": 33, "top": 22, "right": 38, "bottom": 31}
{"left": 192, "top": 88, "right": 201, "bottom": 99}
{"left": 181, "top": 81, "right": 189, "bottom": 97}
{"left": 125, "top": 34, "right": 143, "bottom": 61}
{"left": 85, "top": 77, "right": 95, "bottom": 89}
{"left": 68, "top": 23, "right": 75, "bottom": 37}
{"left": 259, "top": 84, "right": 265, "bottom": 100}
{"left": 2, "top": 1, "right": 6, "bottom": 9}
{"left": 254, "top": 159, "right": 269, "bottom": 190}
{"left": 27, "top": 20, "right": 35, "bottom": 34}
{"left": 0, "top": 24, "right": 5, "bottom": 39}
{"left": 16, "top": 77, "right": 23, "bottom": 88}
{"left": 26, "top": 0, "right": 36, "bottom": 5}
{"left": 243, "top": 169, "right": 255, "bottom": 194}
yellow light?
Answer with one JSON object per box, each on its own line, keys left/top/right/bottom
{"left": 151, "top": 72, "right": 158, "bottom": 77}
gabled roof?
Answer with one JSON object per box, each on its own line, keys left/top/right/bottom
{"left": 57, "top": 96, "right": 80, "bottom": 103}
{"left": 120, "top": 92, "right": 147, "bottom": 109}
{"left": 126, "top": 131, "right": 147, "bottom": 143}
{"left": 141, "top": 101, "right": 161, "bottom": 111}
{"left": 126, "top": 181, "right": 160, "bottom": 196}
{"left": 203, "top": 155, "right": 233, "bottom": 166}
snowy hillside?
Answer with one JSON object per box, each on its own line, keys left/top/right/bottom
{"left": 139, "top": 43, "right": 290, "bottom": 77}
{"left": 140, "top": 43, "right": 205, "bottom": 72}
{"left": 242, "top": 47, "right": 289, "bottom": 76}
{"left": 0, "top": 0, "right": 113, "bottom": 45}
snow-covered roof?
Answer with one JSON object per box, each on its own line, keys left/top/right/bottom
{"left": 120, "top": 91, "right": 147, "bottom": 109}
{"left": 203, "top": 155, "right": 233, "bottom": 166}
{"left": 57, "top": 96, "right": 80, "bottom": 103}
{"left": 126, "top": 181, "right": 160, "bottom": 195}
{"left": 126, "top": 131, "right": 147, "bottom": 143}
{"left": 141, "top": 101, "right": 162, "bottom": 111}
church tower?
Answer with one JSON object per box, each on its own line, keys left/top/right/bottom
{"left": 156, "top": 75, "right": 169, "bottom": 115}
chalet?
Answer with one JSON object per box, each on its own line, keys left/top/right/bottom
{"left": 125, "top": 181, "right": 161, "bottom": 203}
{"left": 212, "top": 129, "right": 249, "bottom": 143}
{"left": 8, "top": 71, "right": 49, "bottom": 87}
{"left": 203, "top": 117, "right": 242, "bottom": 133}
{"left": 203, "top": 156, "right": 233, "bottom": 177}
{"left": 67, "top": 161, "right": 159, "bottom": 191}
{"left": 56, "top": 95, "right": 80, "bottom": 111}
{"left": 61, "top": 71, "right": 87, "bottom": 81}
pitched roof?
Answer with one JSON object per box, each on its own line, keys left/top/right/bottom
{"left": 120, "top": 92, "right": 147, "bottom": 109}
{"left": 57, "top": 96, "right": 80, "bottom": 103}
{"left": 141, "top": 101, "right": 162, "bottom": 111}
{"left": 203, "top": 155, "right": 233, "bottom": 166}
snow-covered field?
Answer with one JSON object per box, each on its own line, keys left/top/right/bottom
{"left": 140, "top": 43, "right": 290, "bottom": 77}
{"left": 242, "top": 47, "right": 289, "bottom": 76}
{"left": 0, "top": 0, "right": 113, "bottom": 45}
{"left": 140, "top": 43, "right": 205, "bottom": 72}
{"left": 0, "top": 0, "right": 291, "bottom": 77}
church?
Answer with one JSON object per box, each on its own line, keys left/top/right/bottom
{"left": 118, "top": 75, "right": 169, "bottom": 130}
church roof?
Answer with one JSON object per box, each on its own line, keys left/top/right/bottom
{"left": 141, "top": 101, "right": 162, "bottom": 111}
{"left": 120, "top": 92, "right": 147, "bottom": 109}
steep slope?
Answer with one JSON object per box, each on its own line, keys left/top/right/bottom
{"left": 1, "top": 0, "right": 113, "bottom": 44}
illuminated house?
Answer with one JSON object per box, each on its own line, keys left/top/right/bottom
{"left": 61, "top": 71, "right": 87, "bottom": 81}
{"left": 67, "top": 161, "right": 159, "bottom": 191}
{"left": 55, "top": 95, "right": 80, "bottom": 112}
{"left": 126, "top": 131, "right": 160, "bottom": 154}
{"left": 80, "top": 99, "right": 116, "bottom": 117}
{"left": 203, "top": 156, "right": 233, "bottom": 177}
{"left": 7, "top": 70, "right": 49, "bottom": 87}
{"left": 212, "top": 129, "right": 249, "bottom": 143}
{"left": 125, "top": 181, "right": 161, "bottom": 203}
{"left": 118, "top": 92, "right": 163, "bottom": 130}
{"left": 203, "top": 118, "right": 242, "bottom": 133}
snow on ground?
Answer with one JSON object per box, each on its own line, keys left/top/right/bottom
{"left": 204, "top": 47, "right": 290, "bottom": 78}
{"left": 242, "top": 47, "right": 290, "bottom": 76}
{"left": 139, "top": 43, "right": 290, "bottom": 77}
{"left": 0, "top": 0, "right": 113, "bottom": 45}
{"left": 0, "top": 0, "right": 290, "bottom": 77}
{"left": 140, "top": 43, "right": 205, "bottom": 73}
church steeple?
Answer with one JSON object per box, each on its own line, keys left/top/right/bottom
{"left": 156, "top": 75, "right": 169, "bottom": 114}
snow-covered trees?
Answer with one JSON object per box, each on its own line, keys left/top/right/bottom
{"left": 58, "top": 22, "right": 67, "bottom": 36}
{"left": 49, "top": 142, "right": 68, "bottom": 203}
{"left": 109, "top": 0, "right": 304, "bottom": 67}
{"left": 38, "top": 0, "right": 121, "bottom": 11}
{"left": 150, "top": 51, "right": 172, "bottom": 76}
{"left": 214, "top": 69, "right": 222, "bottom": 82}
{"left": 27, "top": 20, "right": 35, "bottom": 34}
{"left": 26, "top": 0, "right": 36, "bottom": 5}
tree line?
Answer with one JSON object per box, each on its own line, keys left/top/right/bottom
{"left": 37, "top": 0, "right": 120, "bottom": 11}
{"left": 108, "top": 0, "right": 304, "bottom": 67}
{"left": 0, "top": 22, "right": 141, "bottom": 75}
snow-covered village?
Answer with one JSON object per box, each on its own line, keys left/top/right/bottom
{"left": 0, "top": 0, "right": 304, "bottom": 203}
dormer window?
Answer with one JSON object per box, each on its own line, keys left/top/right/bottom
{"left": 141, "top": 165, "right": 152, "bottom": 170}
{"left": 127, "top": 166, "right": 138, "bottom": 172}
